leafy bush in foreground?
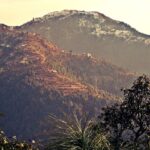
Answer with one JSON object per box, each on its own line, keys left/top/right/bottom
{"left": 0, "top": 130, "right": 39, "bottom": 150}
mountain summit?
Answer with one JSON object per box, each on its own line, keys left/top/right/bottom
{"left": 20, "top": 10, "right": 150, "bottom": 74}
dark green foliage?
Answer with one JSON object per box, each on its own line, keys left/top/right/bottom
{"left": 98, "top": 75, "right": 150, "bottom": 150}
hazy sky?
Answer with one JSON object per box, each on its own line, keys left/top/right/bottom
{"left": 0, "top": 0, "right": 150, "bottom": 34}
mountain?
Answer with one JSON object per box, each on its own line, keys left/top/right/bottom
{"left": 0, "top": 24, "right": 135, "bottom": 139}
{"left": 19, "top": 10, "right": 150, "bottom": 74}
{"left": 52, "top": 51, "right": 135, "bottom": 95}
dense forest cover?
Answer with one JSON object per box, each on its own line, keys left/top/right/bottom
{"left": 0, "top": 75, "right": 149, "bottom": 150}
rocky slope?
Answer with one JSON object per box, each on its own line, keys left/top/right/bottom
{"left": 0, "top": 25, "right": 135, "bottom": 139}
{"left": 19, "top": 10, "right": 150, "bottom": 74}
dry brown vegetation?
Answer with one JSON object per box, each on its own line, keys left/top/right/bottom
{"left": 0, "top": 26, "right": 135, "bottom": 139}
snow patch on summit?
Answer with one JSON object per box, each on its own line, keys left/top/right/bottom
{"left": 24, "top": 10, "right": 150, "bottom": 45}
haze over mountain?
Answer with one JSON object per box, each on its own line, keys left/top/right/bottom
{"left": 0, "top": 24, "right": 135, "bottom": 139}
{"left": 20, "top": 10, "right": 150, "bottom": 74}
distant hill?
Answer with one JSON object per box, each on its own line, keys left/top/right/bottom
{"left": 0, "top": 25, "right": 135, "bottom": 139}
{"left": 19, "top": 10, "right": 150, "bottom": 74}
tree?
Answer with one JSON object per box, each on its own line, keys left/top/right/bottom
{"left": 98, "top": 75, "right": 150, "bottom": 150}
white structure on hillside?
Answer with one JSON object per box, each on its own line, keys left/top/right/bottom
{"left": 87, "top": 53, "right": 92, "bottom": 58}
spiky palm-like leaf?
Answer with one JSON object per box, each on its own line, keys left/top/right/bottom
{"left": 46, "top": 113, "right": 110, "bottom": 150}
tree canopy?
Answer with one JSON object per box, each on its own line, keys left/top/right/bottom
{"left": 98, "top": 75, "right": 150, "bottom": 150}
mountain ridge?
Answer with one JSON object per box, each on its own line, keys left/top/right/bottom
{"left": 20, "top": 10, "right": 150, "bottom": 42}
{"left": 19, "top": 9, "right": 150, "bottom": 74}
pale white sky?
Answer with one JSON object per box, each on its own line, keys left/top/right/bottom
{"left": 0, "top": 0, "right": 150, "bottom": 34}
